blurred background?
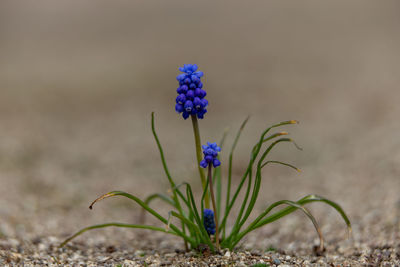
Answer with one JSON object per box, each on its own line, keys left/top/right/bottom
{"left": 0, "top": 0, "right": 399, "bottom": 251}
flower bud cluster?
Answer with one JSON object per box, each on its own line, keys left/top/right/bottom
{"left": 175, "top": 64, "right": 208, "bottom": 120}
{"left": 203, "top": 209, "right": 216, "bottom": 235}
{"left": 200, "top": 142, "right": 221, "bottom": 168}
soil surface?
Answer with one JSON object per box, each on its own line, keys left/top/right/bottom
{"left": 1, "top": 1, "right": 400, "bottom": 266}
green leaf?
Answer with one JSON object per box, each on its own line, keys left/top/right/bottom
{"left": 231, "top": 200, "right": 324, "bottom": 250}
{"left": 221, "top": 120, "right": 298, "bottom": 235}
{"left": 254, "top": 194, "right": 351, "bottom": 234}
{"left": 261, "top": 160, "right": 301, "bottom": 172}
{"left": 88, "top": 191, "right": 193, "bottom": 243}
{"left": 59, "top": 222, "right": 181, "bottom": 248}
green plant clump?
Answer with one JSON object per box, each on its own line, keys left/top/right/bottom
{"left": 60, "top": 64, "right": 351, "bottom": 253}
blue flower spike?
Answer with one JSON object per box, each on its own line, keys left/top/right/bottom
{"left": 200, "top": 142, "right": 221, "bottom": 168}
{"left": 203, "top": 209, "right": 216, "bottom": 235}
{"left": 175, "top": 64, "right": 208, "bottom": 120}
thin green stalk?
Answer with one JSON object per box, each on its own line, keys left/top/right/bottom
{"left": 151, "top": 112, "right": 188, "bottom": 249}
{"left": 224, "top": 116, "right": 249, "bottom": 238}
{"left": 215, "top": 128, "right": 229, "bottom": 222}
{"left": 208, "top": 165, "right": 220, "bottom": 251}
{"left": 191, "top": 115, "right": 209, "bottom": 208}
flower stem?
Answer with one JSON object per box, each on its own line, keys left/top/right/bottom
{"left": 208, "top": 165, "right": 220, "bottom": 251}
{"left": 191, "top": 115, "right": 210, "bottom": 209}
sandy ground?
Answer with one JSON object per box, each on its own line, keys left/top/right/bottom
{"left": 1, "top": 1, "right": 400, "bottom": 266}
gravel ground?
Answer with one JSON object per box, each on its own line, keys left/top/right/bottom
{"left": 1, "top": 1, "right": 400, "bottom": 266}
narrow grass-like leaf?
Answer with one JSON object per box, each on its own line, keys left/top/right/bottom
{"left": 230, "top": 200, "right": 324, "bottom": 251}
{"left": 220, "top": 120, "right": 297, "bottom": 234}
{"left": 232, "top": 138, "right": 295, "bottom": 239}
{"left": 215, "top": 127, "right": 229, "bottom": 221}
{"left": 261, "top": 160, "right": 301, "bottom": 172}
{"left": 144, "top": 193, "right": 175, "bottom": 207}
{"left": 170, "top": 211, "right": 204, "bottom": 247}
{"left": 253, "top": 194, "right": 351, "bottom": 235}
{"left": 59, "top": 223, "right": 182, "bottom": 248}
{"left": 185, "top": 183, "right": 214, "bottom": 251}
{"left": 88, "top": 191, "right": 192, "bottom": 243}
{"left": 140, "top": 193, "right": 175, "bottom": 224}
{"left": 151, "top": 112, "right": 188, "bottom": 248}
{"left": 224, "top": 116, "right": 250, "bottom": 236}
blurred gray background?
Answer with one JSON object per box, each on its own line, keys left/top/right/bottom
{"left": 0, "top": 0, "right": 399, "bottom": 250}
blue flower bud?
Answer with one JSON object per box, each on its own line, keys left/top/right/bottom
{"left": 191, "top": 75, "right": 200, "bottom": 83}
{"left": 184, "top": 100, "right": 193, "bottom": 112}
{"left": 176, "top": 94, "right": 186, "bottom": 105}
{"left": 201, "top": 99, "right": 208, "bottom": 108}
{"left": 194, "top": 88, "right": 202, "bottom": 97}
{"left": 176, "top": 74, "right": 186, "bottom": 81}
{"left": 205, "top": 155, "right": 213, "bottom": 163}
{"left": 186, "top": 90, "right": 195, "bottom": 100}
{"left": 182, "top": 111, "right": 190, "bottom": 120}
{"left": 193, "top": 97, "right": 202, "bottom": 109}
{"left": 175, "top": 104, "right": 184, "bottom": 113}
{"left": 197, "top": 109, "right": 207, "bottom": 119}
{"left": 199, "top": 89, "right": 206, "bottom": 98}
{"left": 203, "top": 209, "right": 216, "bottom": 235}
{"left": 200, "top": 160, "right": 208, "bottom": 168}
{"left": 178, "top": 85, "right": 188, "bottom": 94}
{"left": 213, "top": 158, "right": 221, "bottom": 167}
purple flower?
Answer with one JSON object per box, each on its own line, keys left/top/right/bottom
{"left": 203, "top": 209, "right": 216, "bottom": 235}
{"left": 175, "top": 64, "right": 208, "bottom": 120}
{"left": 200, "top": 142, "right": 221, "bottom": 168}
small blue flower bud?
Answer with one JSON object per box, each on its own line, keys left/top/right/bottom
{"left": 193, "top": 97, "right": 202, "bottom": 109}
{"left": 182, "top": 111, "right": 190, "bottom": 120}
{"left": 178, "top": 85, "right": 188, "bottom": 94}
{"left": 176, "top": 74, "right": 186, "bottom": 81}
{"left": 186, "top": 90, "right": 195, "bottom": 99}
{"left": 197, "top": 109, "right": 207, "bottom": 119}
{"left": 175, "top": 104, "right": 184, "bottom": 113}
{"left": 205, "top": 155, "right": 213, "bottom": 163}
{"left": 201, "top": 98, "right": 208, "bottom": 108}
{"left": 189, "top": 83, "right": 196, "bottom": 89}
{"left": 195, "top": 71, "right": 204, "bottom": 78}
{"left": 194, "top": 88, "right": 202, "bottom": 97}
{"left": 213, "top": 158, "right": 221, "bottom": 167}
{"left": 200, "top": 160, "right": 208, "bottom": 168}
{"left": 199, "top": 89, "right": 207, "bottom": 98}
{"left": 184, "top": 78, "right": 191, "bottom": 84}
{"left": 176, "top": 94, "right": 186, "bottom": 105}
{"left": 191, "top": 75, "right": 200, "bottom": 83}
{"left": 184, "top": 100, "right": 193, "bottom": 112}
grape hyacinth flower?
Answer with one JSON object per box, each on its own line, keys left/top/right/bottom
{"left": 200, "top": 141, "right": 221, "bottom": 249}
{"left": 200, "top": 142, "right": 221, "bottom": 168}
{"left": 175, "top": 64, "right": 208, "bottom": 120}
{"left": 203, "top": 209, "right": 216, "bottom": 235}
